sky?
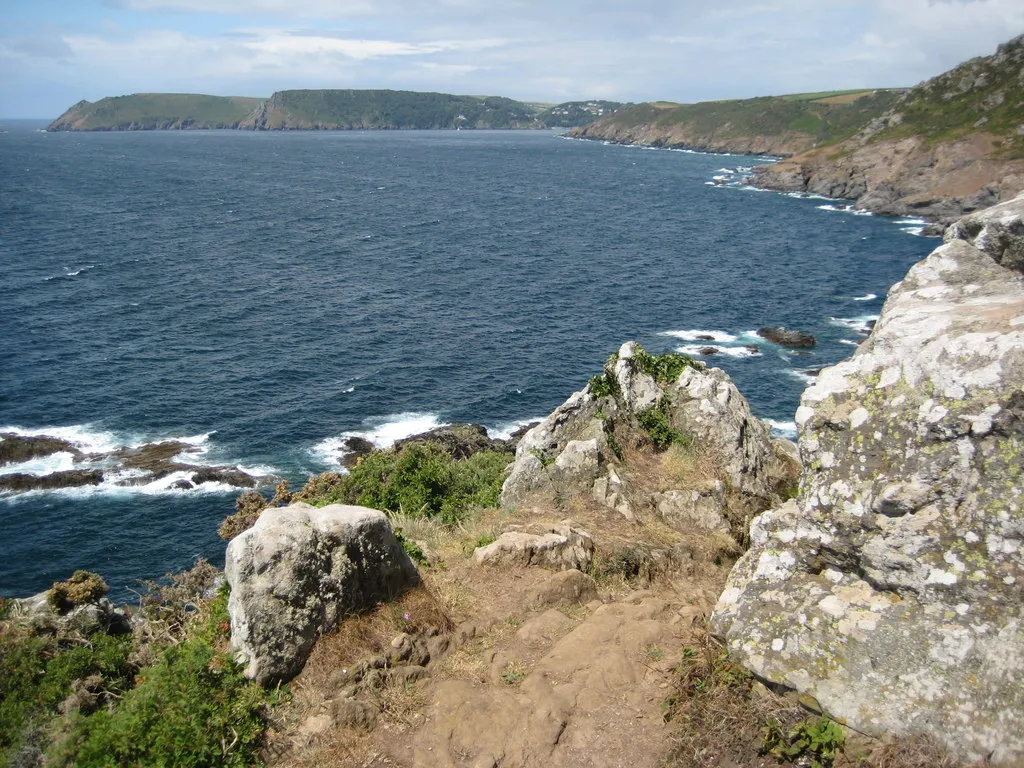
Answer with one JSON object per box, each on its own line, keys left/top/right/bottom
{"left": 2, "top": 0, "right": 1023, "bottom": 118}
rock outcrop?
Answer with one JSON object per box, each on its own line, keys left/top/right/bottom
{"left": 225, "top": 502, "right": 420, "bottom": 684}
{"left": 474, "top": 521, "right": 595, "bottom": 571}
{"left": 501, "top": 342, "right": 798, "bottom": 532}
{"left": 713, "top": 195, "right": 1024, "bottom": 763}
{"left": 0, "top": 433, "right": 272, "bottom": 493}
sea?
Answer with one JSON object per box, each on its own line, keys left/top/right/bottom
{"left": 0, "top": 122, "right": 935, "bottom": 602}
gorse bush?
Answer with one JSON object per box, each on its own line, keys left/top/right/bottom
{"left": 46, "top": 588, "right": 280, "bottom": 768}
{"left": 297, "top": 443, "right": 513, "bottom": 524}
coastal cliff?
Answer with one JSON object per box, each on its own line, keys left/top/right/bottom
{"left": 713, "top": 194, "right": 1024, "bottom": 763}
{"left": 571, "top": 35, "right": 1024, "bottom": 224}
{"left": 46, "top": 94, "right": 264, "bottom": 131}
{"left": 752, "top": 35, "right": 1024, "bottom": 224}
{"left": 568, "top": 90, "right": 902, "bottom": 156}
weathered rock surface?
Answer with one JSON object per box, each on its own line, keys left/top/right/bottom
{"left": 474, "top": 521, "right": 595, "bottom": 571}
{"left": 500, "top": 341, "right": 797, "bottom": 525}
{"left": 10, "top": 592, "right": 131, "bottom": 636}
{"left": 394, "top": 423, "right": 513, "bottom": 458}
{"left": 225, "top": 502, "right": 420, "bottom": 684}
{"left": 713, "top": 195, "right": 1024, "bottom": 763}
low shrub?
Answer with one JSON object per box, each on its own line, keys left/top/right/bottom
{"left": 638, "top": 407, "right": 689, "bottom": 451}
{"left": 297, "top": 443, "right": 513, "bottom": 525}
{"left": 47, "top": 571, "right": 108, "bottom": 614}
{"left": 631, "top": 346, "right": 702, "bottom": 385}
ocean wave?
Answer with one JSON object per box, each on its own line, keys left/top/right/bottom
{"left": 787, "top": 370, "right": 818, "bottom": 386}
{"left": 660, "top": 329, "right": 738, "bottom": 343}
{"left": 829, "top": 314, "right": 879, "bottom": 335}
{"left": 0, "top": 425, "right": 267, "bottom": 498}
{"left": 900, "top": 225, "right": 926, "bottom": 236}
{"left": 767, "top": 419, "right": 798, "bottom": 439}
{"left": 676, "top": 344, "right": 760, "bottom": 359}
{"left": 312, "top": 412, "right": 447, "bottom": 466}
{"left": 816, "top": 204, "right": 872, "bottom": 216}
{"left": 489, "top": 418, "right": 543, "bottom": 441}
{"left": 852, "top": 293, "right": 878, "bottom": 302}
{"left": 43, "top": 265, "right": 97, "bottom": 281}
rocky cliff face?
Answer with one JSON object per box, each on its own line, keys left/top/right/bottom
{"left": 754, "top": 36, "right": 1024, "bottom": 224}
{"left": 712, "top": 195, "right": 1024, "bottom": 763}
{"left": 501, "top": 341, "right": 798, "bottom": 537}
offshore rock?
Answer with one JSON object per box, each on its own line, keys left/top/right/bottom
{"left": 756, "top": 327, "right": 817, "bottom": 348}
{"left": 713, "top": 194, "right": 1024, "bottom": 763}
{"left": 225, "top": 502, "right": 420, "bottom": 684}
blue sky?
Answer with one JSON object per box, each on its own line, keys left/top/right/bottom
{"left": 2, "top": 0, "right": 1023, "bottom": 118}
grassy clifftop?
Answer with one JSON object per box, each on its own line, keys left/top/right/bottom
{"left": 47, "top": 94, "right": 265, "bottom": 131}
{"left": 238, "top": 89, "right": 543, "bottom": 130}
{"left": 861, "top": 35, "right": 1024, "bottom": 157}
{"left": 569, "top": 89, "right": 904, "bottom": 155}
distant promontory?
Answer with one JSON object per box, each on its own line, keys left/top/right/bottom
{"left": 46, "top": 91, "right": 627, "bottom": 132}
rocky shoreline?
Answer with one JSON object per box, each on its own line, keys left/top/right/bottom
{"left": 0, "top": 432, "right": 273, "bottom": 493}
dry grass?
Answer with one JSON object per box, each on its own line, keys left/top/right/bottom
{"left": 664, "top": 628, "right": 805, "bottom": 768}
{"left": 845, "top": 735, "right": 987, "bottom": 768}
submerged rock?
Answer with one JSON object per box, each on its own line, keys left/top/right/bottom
{"left": 225, "top": 502, "right": 420, "bottom": 684}
{"left": 713, "top": 194, "right": 1024, "bottom": 764}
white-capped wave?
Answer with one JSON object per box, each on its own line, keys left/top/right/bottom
{"left": 900, "top": 225, "right": 926, "bottom": 236}
{"left": 829, "top": 315, "right": 878, "bottom": 334}
{"left": 676, "top": 344, "right": 760, "bottom": 359}
{"left": 489, "top": 418, "right": 543, "bottom": 441}
{"left": 787, "top": 370, "right": 818, "bottom": 386}
{"left": 43, "top": 265, "right": 97, "bottom": 281}
{"left": 660, "top": 329, "right": 738, "bottom": 343}
{"left": 1, "top": 424, "right": 123, "bottom": 454}
{"left": 816, "top": 203, "right": 873, "bottom": 216}
{"left": 839, "top": 339, "right": 862, "bottom": 347}
{"left": 852, "top": 293, "right": 878, "bottom": 302}
{"left": 0, "top": 451, "right": 78, "bottom": 477}
{"left": 312, "top": 412, "right": 446, "bottom": 466}
{"left": 894, "top": 217, "right": 926, "bottom": 225}
{"left": 767, "top": 420, "right": 798, "bottom": 439}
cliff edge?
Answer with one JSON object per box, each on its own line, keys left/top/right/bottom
{"left": 712, "top": 194, "right": 1024, "bottom": 763}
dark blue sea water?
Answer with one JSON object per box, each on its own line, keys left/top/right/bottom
{"left": 0, "top": 122, "right": 934, "bottom": 601}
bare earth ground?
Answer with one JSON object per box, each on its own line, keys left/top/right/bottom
{"left": 263, "top": 486, "right": 732, "bottom": 768}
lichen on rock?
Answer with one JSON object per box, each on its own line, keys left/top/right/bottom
{"left": 712, "top": 194, "right": 1024, "bottom": 764}
{"left": 225, "top": 502, "right": 420, "bottom": 684}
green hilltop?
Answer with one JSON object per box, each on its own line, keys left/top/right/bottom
{"left": 47, "top": 94, "right": 266, "bottom": 131}
{"left": 47, "top": 91, "right": 628, "bottom": 132}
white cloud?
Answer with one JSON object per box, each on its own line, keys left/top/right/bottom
{"left": 3, "top": 0, "right": 1024, "bottom": 116}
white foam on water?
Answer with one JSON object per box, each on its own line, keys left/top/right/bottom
{"left": 900, "top": 226, "right": 925, "bottom": 236}
{"left": 660, "top": 329, "right": 737, "bottom": 343}
{"left": 829, "top": 314, "right": 879, "bottom": 334}
{"left": 839, "top": 339, "right": 862, "bottom": 347}
{"left": 489, "top": 418, "right": 544, "bottom": 441}
{"left": 312, "top": 412, "right": 447, "bottom": 465}
{"left": 894, "top": 217, "right": 926, "bottom": 225}
{"left": 767, "top": 420, "right": 798, "bottom": 439}
{"left": 677, "top": 344, "right": 760, "bottom": 359}
{"left": 1, "top": 424, "right": 124, "bottom": 454}
{"left": 787, "top": 370, "right": 818, "bottom": 386}
{"left": 0, "top": 451, "right": 78, "bottom": 477}
{"left": 852, "top": 293, "right": 878, "bottom": 302}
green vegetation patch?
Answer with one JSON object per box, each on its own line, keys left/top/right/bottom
{"left": 50, "top": 94, "right": 264, "bottom": 131}
{"left": 295, "top": 442, "right": 513, "bottom": 524}
{"left": 631, "top": 346, "right": 701, "bottom": 385}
